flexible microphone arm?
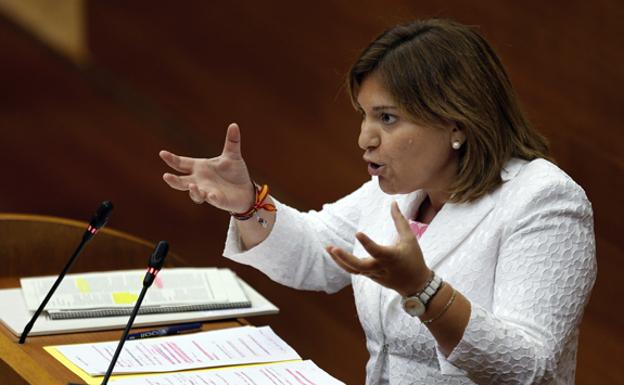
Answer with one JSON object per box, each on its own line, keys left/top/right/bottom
{"left": 19, "top": 201, "right": 114, "bottom": 344}
{"left": 99, "top": 241, "right": 169, "bottom": 385}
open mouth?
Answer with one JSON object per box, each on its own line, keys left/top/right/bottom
{"left": 367, "top": 162, "right": 384, "bottom": 175}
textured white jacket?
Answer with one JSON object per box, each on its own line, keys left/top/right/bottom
{"left": 223, "top": 158, "right": 596, "bottom": 385}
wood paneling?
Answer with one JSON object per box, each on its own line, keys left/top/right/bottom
{"left": 0, "top": 213, "right": 185, "bottom": 277}
{"left": 0, "top": 0, "right": 87, "bottom": 63}
{"left": 1, "top": 1, "right": 622, "bottom": 383}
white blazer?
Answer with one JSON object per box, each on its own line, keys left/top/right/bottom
{"left": 224, "top": 158, "right": 596, "bottom": 385}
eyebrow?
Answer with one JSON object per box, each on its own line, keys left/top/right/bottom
{"left": 372, "top": 105, "right": 399, "bottom": 111}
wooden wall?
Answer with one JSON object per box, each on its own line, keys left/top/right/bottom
{"left": 1, "top": 1, "right": 622, "bottom": 383}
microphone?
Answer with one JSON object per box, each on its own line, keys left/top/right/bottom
{"left": 84, "top": 201, "right": 114, "bottom": 242}
{"left": 143, "top": 240, "right": 168, "bottom": 287}
{"left": 99, "top": 241, "right": 169, "bottom": 385}
{"left": 19, "top": 201, "right": 114, "bottom": 344}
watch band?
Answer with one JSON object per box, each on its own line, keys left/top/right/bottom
{"left": 401, "top": 272, "right": 443, "bottom": 317}
{"left": 417, "top": 273, "right": 442, "bottom": 306}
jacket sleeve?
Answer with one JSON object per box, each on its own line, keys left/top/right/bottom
{"left": 442, "top": 167, "right": 597, "bottom": 384}
{"left": 223, "top": 179, "right": 379, "bottom": 293}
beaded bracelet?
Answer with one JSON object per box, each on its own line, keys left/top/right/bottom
{"left": 230, "top": 184, "right": 276, "bottom": 224}
{"left": 422, "top": 286, "right": 457, "bottom": 325}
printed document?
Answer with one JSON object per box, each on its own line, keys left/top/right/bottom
{"left": 20, "top": 268, "right": 249, "bottom": 319}
{"left": 53, "top": 326, "right": 300, "bottom": 375}
{"left": 111, "top": 360, "right": 345, "bottom": 385}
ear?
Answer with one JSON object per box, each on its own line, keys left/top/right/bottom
{"left": 450, "top": 124, "right": 466, "bottom": 144}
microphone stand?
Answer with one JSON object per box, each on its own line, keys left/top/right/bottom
{"left": 19, "top": 201, "right": 113, "bottom": 344}
{"left": 97, "top": 240, "right": 169, "bottom": 385}
{"left": 65, "top": 283, "right": 152, "bottom": 385}
{"left": 19, "top": 235, "right": 89, "bottom": 344}
{"left": 99, "top": 284, "right": 150, "bottom": 385}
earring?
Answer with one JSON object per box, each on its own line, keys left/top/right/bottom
{"left": 451, "top": 140, "right": 462, "bottom": 150}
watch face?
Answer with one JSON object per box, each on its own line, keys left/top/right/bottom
{"left": 403, "top": 297, "right": 425, "bottom": 317}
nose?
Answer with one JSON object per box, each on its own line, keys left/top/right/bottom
{"left": 358, "top": 119, "right": 380, "bottom": 150}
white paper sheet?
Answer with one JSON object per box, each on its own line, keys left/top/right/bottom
{"left": 20, "top": 268, "right": 248, "bottom": 311}
{"left": 110, "top": 360, "right": 346, "bottom": 385}
{"left": 53, "top": 326, "right": 300, "bottom": 375}
{"left": 0, "top": 279, "right": 278, "bottom": 337}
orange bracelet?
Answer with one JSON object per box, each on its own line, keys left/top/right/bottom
{"left": 231, "top": 184, "right": 276, "bottom": 221}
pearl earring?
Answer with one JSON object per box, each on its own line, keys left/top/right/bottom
{"left": 451, "top": 140, "right": 462, "bottom": 150}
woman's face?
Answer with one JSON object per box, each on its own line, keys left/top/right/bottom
{"left": 356, "top": 72, "right": 464, "bottom": 196}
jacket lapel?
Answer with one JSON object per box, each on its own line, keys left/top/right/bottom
{"left": 408, "top": 158, "right": 526, "bottom": 269}
{"left": 418, "top": 193, "right": 494, "bottom": 269}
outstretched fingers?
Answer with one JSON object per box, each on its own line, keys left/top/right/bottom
{"left": 326, "top": 247, "right": 360, "bottom": 274}
{"left": 326, "top": 246, "right": 379, "bottom": 274}
{"left": 391, "top": 201, "right": 413, "bottom": 239}
{"left": 356, "top": 232, "right": 393, "bottom": 260}
{"left": 159, "top": 150, "right": 195, "bottom": 173}
{"left": 162, "top": 173, "right": 192, "bottom": 191}
{"left": 222, "top": 123, "right": 243, "bottom": 160}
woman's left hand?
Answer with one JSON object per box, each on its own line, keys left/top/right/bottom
{"left": 326, "top": 201, "right": 432, "bottom": 296}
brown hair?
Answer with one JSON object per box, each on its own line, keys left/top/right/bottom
{"left": 348, "top": 19, "right": 551, "bottom": 202}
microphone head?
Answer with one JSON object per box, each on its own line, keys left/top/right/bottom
{"left": 148, "top": 241, "right": 169, "bottom": 271}
{"left": 89, "top": 201, "right": 114, "bottom": 230}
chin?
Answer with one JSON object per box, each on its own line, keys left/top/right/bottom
{"left": 378, "top": 177, "right": 418, "bottom": 195}
{"left": 377, "top": 178, "right": 400, "bottom": 195}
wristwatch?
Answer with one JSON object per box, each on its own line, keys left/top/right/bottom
{"left": 401, "top": 272, "right": 442, "bottom": 317}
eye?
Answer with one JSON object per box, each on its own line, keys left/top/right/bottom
{"left": 380, "top": 112, "right": 397, "bottom": 125}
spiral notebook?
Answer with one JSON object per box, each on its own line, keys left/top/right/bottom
{"left": 20, "top": 268, "right": 251, "bottom": 320}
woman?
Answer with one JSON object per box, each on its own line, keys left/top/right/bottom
{"left": 159, "top": 19, "right": 596, "bottom": 385}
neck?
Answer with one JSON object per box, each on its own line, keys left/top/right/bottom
{"left": 426, "top": 190, "right": 450, "bottom": 212}
{"left": 416, "top": 191, "right": 450, "bottom": 224}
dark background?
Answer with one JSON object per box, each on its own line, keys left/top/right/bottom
{"left": 1, "top": 1, "right": 622, "bottom": 384}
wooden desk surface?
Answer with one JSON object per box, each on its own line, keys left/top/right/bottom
{"left": 0, "top": 277, "right": 248, "bottom": 385}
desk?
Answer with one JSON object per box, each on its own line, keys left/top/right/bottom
{"left": 0, "top": 277, "right": 248, "bottom": 385}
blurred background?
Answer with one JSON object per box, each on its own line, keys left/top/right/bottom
{"left": 0, "top": 1, "right": 621, "bottom": 383}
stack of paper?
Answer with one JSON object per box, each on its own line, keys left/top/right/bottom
{"left": 46, "top": 325, "right": 345, "bottom": 385}
{"left": 20, "top": 268, "right": 250, "bottom": 319}
{"left": 0, "top": 274, "right": 278, "bottom": 337}
{"left": 112, "top": 360, "right": 345, "bottom": 385}
{"left": 53, "top": 326, "right": 299, "bottom": 374}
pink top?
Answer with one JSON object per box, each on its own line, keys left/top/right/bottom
{"left": 408, "top": 219, "right": 429, "bottom": 239}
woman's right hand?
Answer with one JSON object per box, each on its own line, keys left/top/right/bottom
{"left": 159, "top": 123, "right": 255, "bottom": 213}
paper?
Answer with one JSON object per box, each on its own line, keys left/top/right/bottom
{"left": 0, "top": 279, "right": 278, "bottom": 337}
{"left": 53, "top": 326, "right": 300, "bottom": 375}
{"left": 20, "top": 268, "right": 248, "bottom": 314}
{"left": 110, "top": 360, "right": 346, "bottom": 385}
{"left": 44, "top": 345, "right": 154, "bottom": 385}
